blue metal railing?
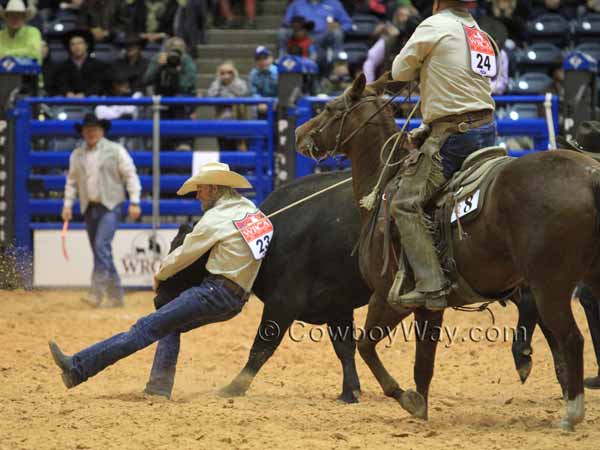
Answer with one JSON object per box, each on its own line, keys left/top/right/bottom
{"left": 14, "top": 96, "right": 276, "bottom": 250}
{"left": 293, "top": 94, "right": 560, "bottom": 176}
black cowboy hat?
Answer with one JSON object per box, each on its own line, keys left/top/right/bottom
{"left": 118, "top": 33, "right": 147, "bottom": 49}
{"left": 558, "top": 121, "right": 600, "bottom": 160}
{"left": 63, "top": 29, "right": 95, "bottom": 54}
{"left": 74, "top": 113, "right": 111, "bottom": 134}
{"left": 290, "top": 15, "right": 315, "bottom": 32}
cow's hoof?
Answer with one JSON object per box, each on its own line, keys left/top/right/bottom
{"left": 337, "top": 389, "right": 360, "bottom": 404}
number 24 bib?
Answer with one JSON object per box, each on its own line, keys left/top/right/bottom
{"left": 463, "top": 25, "right": 497, "bottom": 78}
{"left": 233, "top": 211, "right": 274, "bottom": 260}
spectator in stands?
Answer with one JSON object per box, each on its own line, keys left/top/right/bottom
{"left": 112, "top": 0, "right": 170, "bottom": 44}
{"left": 218, "top": 0, "right": 256, "bottom": 28}
{"left": 170, "top": 0, "right": 208, "bottom": 57}
{"left": 75, "top": 0, "right": 119, "bottom": 43}
{"left": 486, "top": 0, "right": 532, "bottom": 45}
{"left": 114, "top": 33, "right": 149, "bottom": 93}
{"left": 95, "top": 72, "right": 141, "bottom": 121}
{"left": 532, "top": 0, "right": 579, "bottom": 19}
{"left": 53, "top": 29, "right": 108, "bottom": 97}
{"left": 143, "top": 36, "right": 197, "bottom": 97}
{"left": 321, "top": 52, "right": 352, "bottom": 95}
{"left": 278, "top": 0, "right": 353, "bottom": 63}
{"left": 362, "top": 5, "right": 420, "bottom": 82}
{"left": 579, "top": 0, "right": 600, "bottom": 15}
{"left": 40, "top": 39, "right": 59, "bottom": 95}
{"left": 0, "top": 0, "right": 42, "bottom": 62}
{"left": 286, "top": 16, "right": 318, "bottom": 60}
{"left": 249, "top": 46, "right": 278, "bottom": 118}
{"left": 478, "top": 16, "right": 509, "bottom": 95}
{"left": 61, "top": 113, "right": 142, "bottom": 308}
{"left": 207, "top": 60, "right": 250, "bottom": 151}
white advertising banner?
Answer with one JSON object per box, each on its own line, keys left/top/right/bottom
{"left": 33, "top": 228, "right": 179, "bottom": 287}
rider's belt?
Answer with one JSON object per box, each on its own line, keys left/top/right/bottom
{"left": 206, "top": 274, "right": 250, "bottom": 301}
{"left": 431, "top": 109, "right": 494, "bottom": 134}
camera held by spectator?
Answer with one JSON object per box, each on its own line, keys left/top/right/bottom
{"left": 155, "top": 48, "right": 183, "bottom": 96}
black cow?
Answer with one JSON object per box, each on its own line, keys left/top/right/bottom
{"left": 155, "top": 171, "right": 368, "bottom": 403}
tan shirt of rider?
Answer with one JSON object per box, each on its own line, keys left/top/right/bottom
{"left": 391, "top": 7, "right": 495, "bottom": 124}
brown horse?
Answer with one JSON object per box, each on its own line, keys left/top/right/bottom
{"left": 295, "top": 73, "right": 600, "bottom": 431}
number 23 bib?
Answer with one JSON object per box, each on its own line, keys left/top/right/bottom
{"left": 463, "top": 25, "right": 497, "bottom": 78}
{"left": 233, "top": 211, "right": 274, "bottom": 260}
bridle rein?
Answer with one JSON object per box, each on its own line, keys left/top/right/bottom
{"left": 306, "top": 89, "right": 406, "bottom": 162}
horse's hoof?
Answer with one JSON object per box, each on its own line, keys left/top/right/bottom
{"left": 337, "top": 389, "right": 361, "bottom": 404}
{"left": 399, "top": 389, "right": 427, "bottom": 419}
{"left": 517, "top": 360, "right": 532, "bottom": 384}
{"left": 558, "top": 418, "right": 575, "bottom": 432}
{"left": 218, "top": 383, "right": 247, "bottom": 398}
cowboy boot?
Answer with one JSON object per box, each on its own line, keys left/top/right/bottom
{"left": 388, "top": 218, "right": 448, "bottom": 311}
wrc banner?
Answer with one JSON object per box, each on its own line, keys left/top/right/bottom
{"left": 33, "top": 228, "right": 178, "bottom": 287}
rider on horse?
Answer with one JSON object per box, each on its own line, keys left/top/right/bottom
{"left": 388, "top": 0, "right": 497, "bottom": 311}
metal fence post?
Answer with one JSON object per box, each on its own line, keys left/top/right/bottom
{"left": 152, "top": 95, "right": 161, "bottom": 258}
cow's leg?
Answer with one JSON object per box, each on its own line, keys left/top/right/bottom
{"left": 220, "top": 300, "right": 297, "bottom": 397}
{"left": 327, "top": 310, "right": 361, "bottom": 403}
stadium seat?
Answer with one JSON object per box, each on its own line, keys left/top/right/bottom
{"left": 575, "top": 42, "right": 600, "bottom": 64}
{"left": 526, "top": 14, "right": 570, "bottom": 46}
{"left": 514, "top": 42, "right": 563, "bottom": 74}
{"left": 573, "top": 14, "right": 600, "bottom": 44}
{"left": 44, "top": 15, "right": 77, "bottom": 37}
{"left": 92, "top": 44, "right": 119, "bottom": 63}
{"left": 342, "top": 42, "right": 369, "bottom": 66}
{"left": 346, "top": 14, "right": 380, "bottom": 41}
{"left": 507, "top": 72, "right": 553, "bottom": 95}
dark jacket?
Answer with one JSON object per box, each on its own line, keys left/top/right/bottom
{"left": 53, "top": 57, "right": 108, "bottom": 96}
{"left": 113, "top": 55, "right": 149, "bottom": 92}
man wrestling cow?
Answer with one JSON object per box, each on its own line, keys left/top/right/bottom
{"left": 49, "top": 162, "right": 273, "bottom": 398}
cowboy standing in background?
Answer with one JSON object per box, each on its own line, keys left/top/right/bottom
{"left": 50, "top": 162, "right": 272, "bottom": 399}
{"left": 61, "top": 114, "right": 142, "bottom": 308}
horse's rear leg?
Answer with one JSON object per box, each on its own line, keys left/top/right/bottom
{"left": 357, "top": 295, "right": 424, "bottom": 417}
{"left": 327, "top": 311, "right": 361, "bottom": 403}
{"left": 530, "top": 284, "right": 584, "bottom": 431}
{"left": 220, "top": 300, "right": 296, "bottom": 397}
{"left": 413, "top": 308, "right": 444, "bottom": 420}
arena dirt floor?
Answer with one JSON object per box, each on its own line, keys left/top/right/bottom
{"left": 1, "top": 290, "right": 599, "bottom": 449}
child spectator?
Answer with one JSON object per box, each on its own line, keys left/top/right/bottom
{"left": 286, "top": 16, "right": 318, "bottom": 60}
{"left": 278, "top": 0, "right": 353, "bottom": 63}
{"left": 207, "top": 60, "right": 250, "bottom": 151}
{"left": 114, "top": 34, "right": 149, "bottom": 93}
{"left": 249, "top": 46, "right": 278, "bottom": 118}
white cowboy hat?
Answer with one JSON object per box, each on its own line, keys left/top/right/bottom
{"left": 177, "top": 162, "right": 252, "bottom": 195}
{"left": 0, "top": 0, "right": 36, "bottom": 21}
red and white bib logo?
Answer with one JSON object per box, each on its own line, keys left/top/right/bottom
{"left": 463, "top": 25, "right": 497, "bottom": 78}
{"left": 233, "top": 211, "right": 274, "bottom": 260}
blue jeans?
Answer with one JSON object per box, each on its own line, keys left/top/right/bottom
{"left": 439, "top": 121, "right": 497, "bottom": 180}
{"left": 84, "top": 203, "right": 122, "bottom": 302}
{"left": 68, "top": 278, "right": 246, "bottom": 387}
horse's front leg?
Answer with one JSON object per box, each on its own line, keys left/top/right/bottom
{"left": 413, "top": 308, "right": 444, "bottom": 420}
{"left": 357, "top": 294, "right": 426, "bottom": 418}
